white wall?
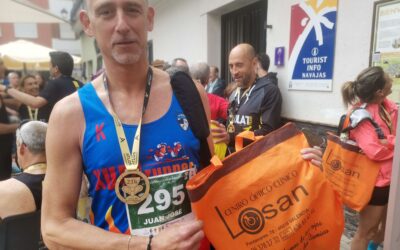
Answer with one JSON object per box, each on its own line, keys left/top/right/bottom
{"left": 52, "top": 38, "right": 81, "bottom": 55}
{"left": 149, "top": 0, "right": 258, "bottom": 66}
{"left": 148, "top": 0, "right": 205, "bottom": 64}
{"left": 267, "top": 0, "right": 377, "bottom": 126}
{"left": 148, "top": 0, "right": 378, "bottom": 126}
{"left": 80, "top": 35, "right": 98, "bottom": 79}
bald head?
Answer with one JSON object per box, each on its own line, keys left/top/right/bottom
{"left": 228, "top": 43, "right": 257, "bottom": 88}
{"left": 230, "top": 43, "right": 256, "bottom": 61}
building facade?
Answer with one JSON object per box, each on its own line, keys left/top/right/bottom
{"left": 70, "top": 0, "right": 400, "bottom": 128}
{"left": 0, "top": 0, "right": 80, "bottom": 56}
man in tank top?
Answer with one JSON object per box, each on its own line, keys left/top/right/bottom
{"left": 41, "top": 1, "right": 214, "bottom": 249}
{"left": 0, "top": 121, "right": 47, "bottom": 219}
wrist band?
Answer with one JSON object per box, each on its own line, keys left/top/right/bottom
{"left": 147, "top": 234, "right": 153, "bottom": 250}
{"left": 127, "top": 235, "right": 132, "bottom": 250}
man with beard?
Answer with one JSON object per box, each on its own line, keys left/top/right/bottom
{"left": 212, "top": 44, "right": 282, "bottom": 152}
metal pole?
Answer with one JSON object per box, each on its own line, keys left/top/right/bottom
{"left": 383, "top": 110, "right": 400, "bottom": 250}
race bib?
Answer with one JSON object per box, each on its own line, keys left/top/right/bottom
{"left": 128, "top": 169, "right": 196, "bottom": 236}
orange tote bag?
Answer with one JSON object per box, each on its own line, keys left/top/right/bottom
{"left": 187, "top": 123, "right": 344, "bottom": 250}
{"left": 322, "top": 133, "right": 381, "bottom": 211}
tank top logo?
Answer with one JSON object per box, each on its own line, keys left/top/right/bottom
{"left": 95, "top": 123, "right": 106, "bottom": 142}
{"left": 177, "top": 114, "right": 189, "bottom": 131}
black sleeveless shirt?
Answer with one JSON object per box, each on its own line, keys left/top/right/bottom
{"left": 0, "top": 96, "right": 13, "bottom": 181}
{"left": 13, "top": 173, "right": 45, "bottom": 210}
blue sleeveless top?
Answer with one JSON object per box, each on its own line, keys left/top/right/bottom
{"left": 78, "top": 83, "right": 200, "bottom": 234}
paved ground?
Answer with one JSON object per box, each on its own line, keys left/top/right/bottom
{"left": 340, "top": 234, "right": 352, "bottom": 250}
{"left": 340, "top": 207, "right": 383, "bottom": 250}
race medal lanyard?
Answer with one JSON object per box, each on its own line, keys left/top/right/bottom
{"left": 24, "top": 163, "right": 46, "bottom": 173}
{"left": 227, "top": 84, "right": 256, "bottom": 134}
{"left": 28, "top": 106, "right": 38, "bottom": 121}
{"left": 103, "top": 67, "right": 153, "bottom": 205}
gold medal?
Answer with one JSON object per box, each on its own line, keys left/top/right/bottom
{"left": 227, "top": 123, "right": 235, "bottom": 133}
{"left": 115, "top": 170, "right": 150, "bottom": 205}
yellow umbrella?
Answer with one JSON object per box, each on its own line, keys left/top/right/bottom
{"left": 0, "top": 40, "right": 81, "bottom": 71}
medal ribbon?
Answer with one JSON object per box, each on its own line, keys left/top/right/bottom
{"left": 28, "top": 106, "right": 38, "bottom": 121}
{"left": 24, "top": 163, "right": 46, "bottom": 173}
{"left": 103, "top": 67, "right": 153, "bottom": 171}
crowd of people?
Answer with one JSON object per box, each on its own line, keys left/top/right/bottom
{"left": 0, "top": 0, "right": 397, "bottom": 250}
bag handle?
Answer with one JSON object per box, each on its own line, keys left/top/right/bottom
{"left": 210, "top": 155, "right": 223, "bottom": 168}
{"left": 341, "top": 107, "right": 385, "bottom": 139}
{"left": 235, "top": 131, "right": 263, "bottom": 152}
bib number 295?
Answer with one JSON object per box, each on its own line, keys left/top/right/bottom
{"left": 138, "top": 184, "right": 185, "bottom": 215}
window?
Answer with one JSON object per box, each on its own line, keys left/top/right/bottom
{"left": 14, "top": 23, "right": 38, "bottom": 38}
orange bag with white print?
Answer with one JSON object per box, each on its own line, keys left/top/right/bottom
{"left": 186, "top": 123, "right": 344, "bottom": 250}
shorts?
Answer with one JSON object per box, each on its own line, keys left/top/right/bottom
{"left": 368, "top": 186, "right": 390, "bottom": 206}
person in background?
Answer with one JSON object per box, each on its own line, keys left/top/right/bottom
{"left": 0, "top": 121, "right": 47, "bottom": 219}
{"left": 171, "top": 57, "right": 190, "bottom": 74}
{"left": 0, "top": 58, "right": 8, "bottom": 86}
{"left": 152, "top": 59, "right": 166, "bottom": 70}
{"left": 224, "top": 81, "right": 237, "bottom": 99}
{"left": 0, "top": 96, "right": 18, "bottom": 181}
{"left": 35, "top": 72, "right": 47, "bottom": 91}
{"left": 7, "top": 72, "right": 20, "bottom": 89}
{"left": 2, "top": 71, "right": 21, "bottom": 111}
{"left": 18, "top": 75, "right": 42, "bottom": 121}
{"left": 0, "top": 51, "right": 83, "bottom": 122}
{"left": 191, "top": 62, "right": 228, "bottom": 123}
{"left": 256, "top": 53, "right": 278, "bottom": 85}
{"left": 206, "top": 66, "right": 225, "bottom": 98}
{"left": 212, "top": 44, "right": 282, "bottom": 153}
{"left": 341, "top": 66, "right": 397, "bottom": 250}
{"left": 191, "top": 62, "right": 229, "bottom": 160}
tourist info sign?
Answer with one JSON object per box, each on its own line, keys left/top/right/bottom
{"left": 288, "top": 0, "right": 337, "bottom": 91}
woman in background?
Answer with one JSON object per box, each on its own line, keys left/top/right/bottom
{"left": 341, "top": 66, "right": 397, "bottom": 250}
{"left": 35, "top": 72, "right": 47, "bottom": 91}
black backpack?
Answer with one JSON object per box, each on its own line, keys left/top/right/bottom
{"left": 170, "top": 72, "right": 212, "bottom": 170}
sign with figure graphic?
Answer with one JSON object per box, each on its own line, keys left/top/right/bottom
{"left": 288, "top": 0, "right": 338, "bottom": 91}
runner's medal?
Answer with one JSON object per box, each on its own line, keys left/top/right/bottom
{"left": 227, "top": 121, "right": 235, "bottom": 133}
{"left": 104, "top": 68, "right": 153, "bottom": 205}
{"left": 115, "top": 163, "right": 150, "bottom": 205}
{"left": 227, "top": 111, "right": 235, "bottom": 133}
